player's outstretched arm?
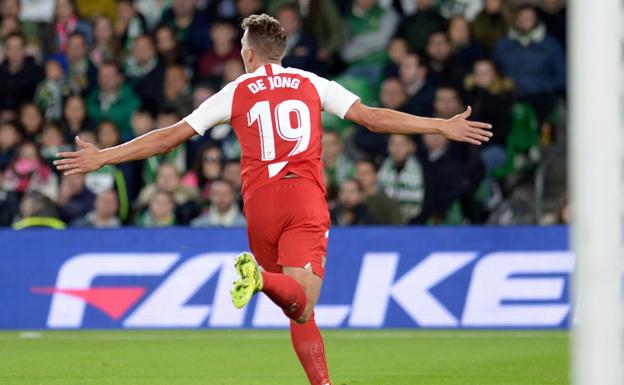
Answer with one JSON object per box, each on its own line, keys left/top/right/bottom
{"left": 53, "top": 120, "right": 197, "bottom": 176}
{"left": 344, "top": 101, "right": 493, "bottom": 145}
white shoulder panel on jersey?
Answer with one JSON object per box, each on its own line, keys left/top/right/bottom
{"left": 183, "top": 67, "right": 267, "bottom": 136}
{"left": 271, "top": 65, "right": 361, "bottom": 119}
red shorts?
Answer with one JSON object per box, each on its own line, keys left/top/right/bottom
{"left": 244, "top": 177, "right": 330, "bottom": 279}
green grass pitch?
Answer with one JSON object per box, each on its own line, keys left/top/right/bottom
{"left": 0, "top": 330, "right": 568, "bottom": 385}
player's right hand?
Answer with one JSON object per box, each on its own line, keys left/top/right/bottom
{"left": 53, "top": 136, "right": 104, "bottom": 176}
{"left": 442, "top": 106, "right": 493, "bottom": 145}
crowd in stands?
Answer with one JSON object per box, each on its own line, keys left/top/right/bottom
{"left": 0, "top": 0, "right": 567, "bottom": 229}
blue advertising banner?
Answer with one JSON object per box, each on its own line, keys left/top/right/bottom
{"left": 0, "top": 226, "right": 571, "bottom": 329}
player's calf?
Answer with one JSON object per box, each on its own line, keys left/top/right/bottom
{"left": 260, "top": 270, "right": 308, "bottom": 321}
{"left": 282, "top": 265, "right": 323, "bottom": 323}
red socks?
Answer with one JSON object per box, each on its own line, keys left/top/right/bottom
{"left": 261, "top": 272, "right": 331, "bottom": 385}
{"left": 290, "top": 314, "right": 331, "bottom": 385}
{"left": 261, "top": 271, "right": 307, "bottom": 320}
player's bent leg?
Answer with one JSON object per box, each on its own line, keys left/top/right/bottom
{"left": 231, "top": 252, "right": 311, "bottom": 321}
{"left": 282, "top": 265, "right": 322, "bottom": 323}
{"left": 260, "top": 270, "right": 308, "bottom": 320}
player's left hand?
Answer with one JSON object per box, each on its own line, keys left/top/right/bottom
{"left": 53, "top": 136, "right": 104, "bottom": 176}
{"left": 442, "top": 106, "right": 493, "bottom": 145}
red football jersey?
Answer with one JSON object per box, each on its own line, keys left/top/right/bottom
{"left": 184, "top": 64, "right": 359, "bottom": 202}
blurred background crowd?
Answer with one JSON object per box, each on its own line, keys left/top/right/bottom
{"left": 0, "top": 0, "right": 568, "bottom": 229}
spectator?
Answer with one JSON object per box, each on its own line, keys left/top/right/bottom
{"left": 3, "top": 141, "right": 58, "bottom": 200}
{"left": 494, "top": 5, "right": 565, "bottom": 123}
{"left": 399, "top": 53, "right": 436, "bottom": 116}
{"left": 204, "top": 0, "right": 238, "bottom": 21}
{"left": 380, "top": 77, "right": 408, "bottom": 114}
{"left": 75, "top": 128, "right": 96, "bottom": 146}
{"left": 470, "top": 0, "right": 508, "bottom": 56}
{"left": 352, "top": 77, "right": 406, "bottom": 160}
{"left": 191, "top": 179, "right": 246, "bottom": 227}
{"left": 89, "top": 15, "right": 118, "bottom": 68}
{"left": 137, "top": 190, "right": 176, "bottom": 227}
{"left": 0, "top": 33, "right": 44, "bottom": 113}
{"left": 196, "top": 20, "right": 241, "bottom": 81}
{"left": 47, "top": 0, "right": 92, "bottom": 54}
{"left": 417, "top": 133, "right": 464, "bottom": 224}
{"left": 125, "top": 35, "right": 165, "bottom": 115}
{"left": 87, "top": 120, "right": 131, "bottom": 186}
{"left": 159, "top": 0, "right": 211, "bottom": 63}
{"left": 268, "top": 0, "right": 343, "bottom": 69}
{"left": 540, "top": 0, "right": 566, "bottom": 49}
{"left": 341, "top": 0, "right": 398, "bottom": 84}
{"left": 56, "top": 173, "right": 96, "bottom": 223}
{"left": 95, "top": 120, "right": 121, "bottom": 150}
{"left": 0, "top": 0, "right": 22, "bottom": 62}
{"left": 40, "top": 122, "right": 72, "bottom": 169}
{"left": 0, "top": 170, "right": 20, "bottom": 226}
{"left": 330, "top": 179, "right": 377, "bottom": 225}
{"left": 383, "top": 37, "right": 409, "bottom": 78}
{"left": 192, "top": 83, "right": 216, "bottom": 109}
{"left": 321, "top": 131, "right": 354, "bottom": 192}
{"left": 85, "top": 120, "right": 135, "bottom": 222}
{"left": 395, "top": 0, "right": 445, "bottom": 53}
{"left": 277, "top": 5, "right": 318, "bottom": 72}
{"left": 115, "top": 0, "right": 148, "bottom": 52}
{"left": 130, "top": 107, "right": 155, "bottom": 138}
{"left": 137, "top": 163, "right": 199, "bottom": 224}
{"left": 0, "top": 16, "right": 21, "bottom": 62}
{"left": 183, "top": 143, "right": 224, "bottom": 202}
{"left": 64, "top": 32, "right": 98, "bottom": 95}
{"left": 433, "top": 86, "right": 484, "bottom": 223}
{"left": 448, "top": 16, "right": 483, "bottom": 69}
{"left": 127, "top": 108, "right": 156, "bottom": 196}
{"left": 463, "top": 59, "right": 513, "bottom": 179}
{"left": 86, "top": 61, "right": 141, "bottom": 140}
{"left": 72, "top": 189, "right": 121, "bottom": 228}
{"left": 35, "top": 59, "right": 70, "bottom": 120}
{"left": 222, "top": 159, "right": 241, "bottom": 192}
{"left": 13, "top": 191, "right": 65, "bottom": 230}
{"left": 221, "top": 58, "right": 245, "bottom": 85}
{"left": 60, "top": 94, "right": 92, "bottom": 138}
{"left": 0, "top": 120, "right": 21, "bottom": 170}
{"left": 354, "top": 159, "right": 402, "bottom": 225}
{"left": 235, "top": 0, "right": 265, "bottom": 18}
{"left": 142, "top": 109, "right": 187, "bottom": 184}
{"left": 426, "top": 31, "right": 467, "bottom": 88}
{"left": 154, "top": 25, "right": 182, "bottom": 67}
{"left": 0, "top": 0, "right": 20, "bottom": 22}
{"left": 160, "top": 64, "right": 193, "bottom": 118}
{"left": 378, "top": 134, "right": 425, "bottom": 223}
{"left": 19, "top": 102, "right": 44, "bottom": 142}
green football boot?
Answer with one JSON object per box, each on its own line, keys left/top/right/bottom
{"left": 231, "top": 252, "right": 263, "bottom": 309}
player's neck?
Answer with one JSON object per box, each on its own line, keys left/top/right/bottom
{"left": 246, "top": 60, "right": 282, "bottom": 74}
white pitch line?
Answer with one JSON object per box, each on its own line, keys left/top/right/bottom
{"left": 0, "top": 331, "right": 569, "bottom": 342}
{"left": 17, "top": 331, "right": 42, "bottom": 339}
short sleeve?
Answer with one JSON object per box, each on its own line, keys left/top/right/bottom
{"left": 308, "top": 74, "right": 360, "bottom": 119}
{"left": 183, "top": 82, "right": 235, "bottom": 136}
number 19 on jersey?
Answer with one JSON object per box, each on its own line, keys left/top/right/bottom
{"left": 247, "top": 100, "right": 312, "bottom": 161}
